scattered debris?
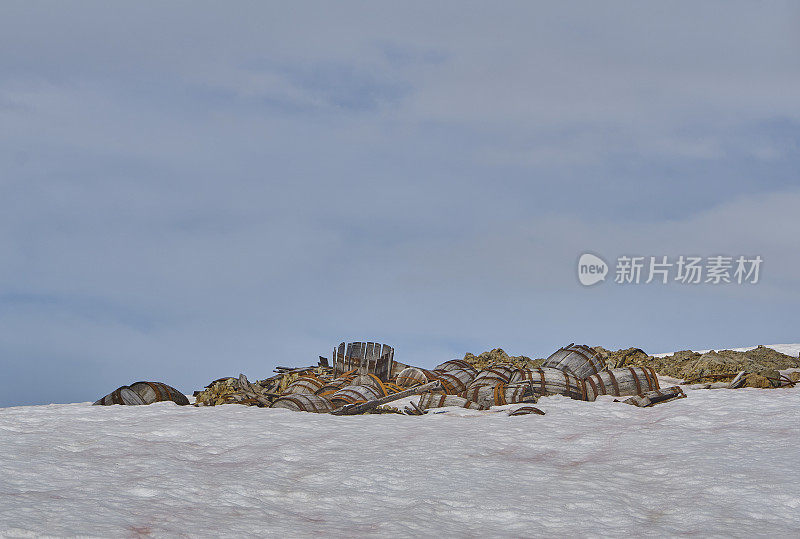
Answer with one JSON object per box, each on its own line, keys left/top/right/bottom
{"left": 124, "top": 341, "right": 795, "bottom": 417}
{"left": 728, "top": 371, "right": 747, "bottom": 389}
{"left": 619, "top": 386, "right": 686, "bottom": 407}
{"left": 332, "top": 381, "right": 442, "bottom": 415}
{"left": 507, "top": 406, "right": 546, "bottom": 416}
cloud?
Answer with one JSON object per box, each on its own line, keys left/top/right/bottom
{"left": 1, "top": 1, "right": 799, "bottom": 405}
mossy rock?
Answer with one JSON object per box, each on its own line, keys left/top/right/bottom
{"left": 461, "top": 348, "right": 543, "bottom": 371}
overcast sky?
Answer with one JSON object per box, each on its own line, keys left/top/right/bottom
{"left": 2, "top": 1, "right": 799, "bottom": 406}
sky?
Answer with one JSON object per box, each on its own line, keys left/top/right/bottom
{"left": 1, "top": 1, "right": 799, "bottom": 406}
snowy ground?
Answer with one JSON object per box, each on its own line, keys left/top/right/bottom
{"left": 1, "top": 347, "right": 799, "bottom": 537}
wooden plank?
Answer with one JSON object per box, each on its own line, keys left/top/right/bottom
{"left": 728, "top": 370, "right": 747, "bottom": 389}
{"left": 331, "top": 380, "right": 442, "bottom": 415}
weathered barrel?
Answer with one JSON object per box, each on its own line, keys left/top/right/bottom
{"left": 584, "top": 367, "right": 660, "bottom": 402}
{"left": 462, "top": 384, "right": 495, "bottom": 404}
{"left": 314, "top": 370, "right": 358, "bottom": 396}
{"left": 284, "top": 376, "right": 327, "bottom": 395}
{"left": 330, "top": 383, "right": 387, "bottom": 405}
{"left": 128, "top": 381, "right": 190, "bottom": 405}
{"left": 493, "top": 382, "right": 538, "bottom": 406}
{"left": 466, "top": 364, "right": 520, "bottom": 391}
{"left": 433, "top": 359, "right": 477, "bottom": 373}
{"left": 332, "top": 341, "right": 394, "bottom": 381}
{"left": 417, "top": 392, "right": 486, "bottom": 411}
{"left": 541, "top": 343, "right": 607, "bottom": 379}
{"left": 394, "top": 367, "right": 437, "bottom": 387}
{"left": 270, "top": 394, "right": 334, "bottom": 413}
{"left": 93, "top": 386, "right": 146, "bottom": 405}
{"left": 349, "top": 373, "right": 388, "bottom": 391}
{"left": 512, "top": 368, "right": 585, "bottom": 401}
{"left": 464, "top": 382, "right": 537, "bottom": 407}
{"left": 436, "top": 368, "right": 478, "bottom": 395}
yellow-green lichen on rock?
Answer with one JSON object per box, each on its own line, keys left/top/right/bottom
{"left": 593, "top": 345, "right": 798, "bottom": 387}
{"left": 461, "top": 348, "right": 543, "bottom": 371}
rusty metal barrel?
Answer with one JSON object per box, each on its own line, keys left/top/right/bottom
{"left": 433, "top": 359, "right": 477, "bottom": 373}
{"left": 285, "top": 376, "right": 327, "bottom": 395}
{"left": 466, "top": 364, "right": 521, "bottom": 391}
{"left": 394, "top": 367, "right": 437, "bottom": 387}
{"left": 512, "top": 368, "right": 585, "bottom": 401}
{"left": 270, "top": 394, "right": 334, "bottom": 413}
{"left": 584, "top": 367, "right": 660, "bottom": 402}
{"left": 417, "top": 392, "right": 486, "bottom": 410}
{"left": 436, "top": 368, "right": 478, "bottom": 395}
{"left": 330, "top": 383, "right": 387, "bottom": 405}
{"left": 541, "top": 343, "right": 607, "bottom": 379}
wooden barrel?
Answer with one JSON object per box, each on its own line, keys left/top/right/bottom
{"left": 285, "top": 376, "right": 327, "bottom": 395}
{"left": 314, "top": 370, "right": 358, "bottom": 396}
{"left": 394, "top": 367, "right": 437, "bottom": 387}
{"left": 270, "top": 394, "right": 334, "bottom": 413}
{"left": 584, "top": 367, "right": 660, "bottom": 402}
{"left": 332, "top": 341, "right": 395, "bottom": 381}
{"left": 349, "top": 373, "right": 388, "bottom": 391}
{"left": 128, "top": 381, "right": 190, "bottom": 405}
{"left": 417, "top": 392, "right": 486, "bottom": 411}
{"left": 466, "top": 364, "right": 520, "bottom": 390}
{"left": 462, "top": 384, "right": 495, "bottom": 404}
{"left": 493, "top": 382, "right": 538, "bottom": 406}
{"left": 93, "top": 386, "right": 146, "bottom": 405}
{"left": 433, "top": 359, "right": 477, "bottom": 373}
{"left": 464, "top": 382, "right": 537, "bottom": 407}
{"left": 513, "top": 368, "right": 585, "bottom": 401}
{"left": 330, "top": 383, "right": 387, "bottom": 405}
{"left": 541, "top": 343, "right": 607, "bottom": 379}
{"left": 436, "top": 368, "right": 477, "bottom": 395}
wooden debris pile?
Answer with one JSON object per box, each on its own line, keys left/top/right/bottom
{"left": 189, "top": 341, "right": 687, "bottom": 416}
{"left": 95, "top": 342, "right": 797, "bottom": 414}
{"left": 193, "top": 365, "right": 333, "bottom": 407}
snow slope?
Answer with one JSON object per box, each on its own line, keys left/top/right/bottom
{"left": 1, "top": 346, "right": 799, "bottom": 537}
